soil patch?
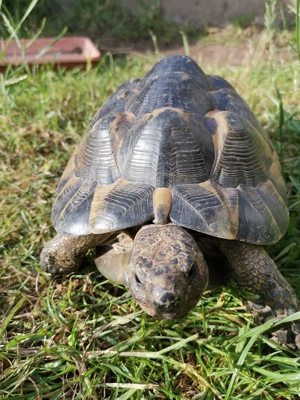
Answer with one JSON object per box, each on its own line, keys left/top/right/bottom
{"left": 97, "top": 28, "right": 296, "bottom": 66}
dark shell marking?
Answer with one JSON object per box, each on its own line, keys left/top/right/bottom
{"left": 52, "top": 55, "right": 288, "bottom": 244}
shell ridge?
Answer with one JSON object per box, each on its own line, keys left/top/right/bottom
{"left": 53, "top": 179, "right": 97, "bottom": 235}
{"left": 171, "top": 182, "right": 238, "bottom": 239}
{"left": 90, "top": 179, "right": 155, "bottom": 233}
{"left": 74, "top": 115, "right": 120, "bottom": 185}
{"left": 52, "top": 55, "right": 288, "bottom": 244}
{"left": 208, "top": 111, "right": 273, "bottom": 187}
{"left": 236, "top": 183, "right": 288, "bottom": 243}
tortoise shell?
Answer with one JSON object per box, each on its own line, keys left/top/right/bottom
{"left": 52, "top": 55, "right": 289, "bottom": 244}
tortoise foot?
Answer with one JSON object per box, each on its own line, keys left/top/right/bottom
{"left": 41, "top": 232, "right": 116, "bottom": 275}
{"left": 40, "top": 235, "right": 83, "bottom": 275}
{"left": 248, "top": 300, "right": 300, "bottom": 349}
{"left": 270, "top": 326, "right": 300, "bottom": 350}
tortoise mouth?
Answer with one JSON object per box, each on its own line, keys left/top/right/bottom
{"left": 135, "top": 290, "right": 201, "bottom": 320}
{"left": 139, "top": 301, "right": 186, "bottom": 320}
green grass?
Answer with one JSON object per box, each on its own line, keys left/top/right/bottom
{"left": 1, "top": 1, "right": 300, "bottom": 395}
{"left": 1, "top": 45, "right": 300, "bottom": 398}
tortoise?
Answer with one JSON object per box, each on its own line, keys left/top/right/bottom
{"left": 41, "top": 55, "right": 300, "bottom": 348}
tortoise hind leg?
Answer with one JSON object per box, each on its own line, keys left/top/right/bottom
{"left": 41, "top": 232, "right": 116, "bottom": 275}
{"left": 218, "top": 239, "right": 300, "bottom": 349}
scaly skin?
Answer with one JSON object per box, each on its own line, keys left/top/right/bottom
{"left": 41, "top": 225, "right": 209, "bottom": 319}
{"left": 217, "top": 239, "right": 300, "bottom": 349}
{"left": 40, "top": 232, "right": 115, "bottom": 274}
{"left": 127, "top": 225, "right": 209, "bottom": 319}
{"left": 40, "top": 226, "right": 300, "bottom": 348}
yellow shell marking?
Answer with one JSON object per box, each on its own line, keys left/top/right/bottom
{"left": 153, "top": 188, "right": 173, "bottom": 225}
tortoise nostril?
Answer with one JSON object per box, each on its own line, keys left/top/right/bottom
{"left": 159, "top": 292, "right": 176, "bottom": 304}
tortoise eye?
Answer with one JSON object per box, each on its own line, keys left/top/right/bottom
{"left": 188, "top": 263, "right": 197, "bottom": 279}
{"left": 135, "top": 273, "right": 142, "bottom": 285}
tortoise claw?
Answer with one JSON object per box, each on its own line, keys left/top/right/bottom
{"left": 248, "top": 300, "right": 300, "bottom": 349}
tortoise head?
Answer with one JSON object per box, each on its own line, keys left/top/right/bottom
{"left": 127, "top": 224, "right": 209, "bottom": 319}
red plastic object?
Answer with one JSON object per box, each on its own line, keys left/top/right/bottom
{"left": 0, "top": 37, "right": 101, "bottom": 71}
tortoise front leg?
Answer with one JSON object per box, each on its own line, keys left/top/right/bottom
{"left": 94, "top": 231, "right": 134, "bottom": 286}
{"left": 218, "top": 239, "right": 300, "bottom": 349}
{"left": 41, "top": 232, "right": 116, "bottom": 275}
